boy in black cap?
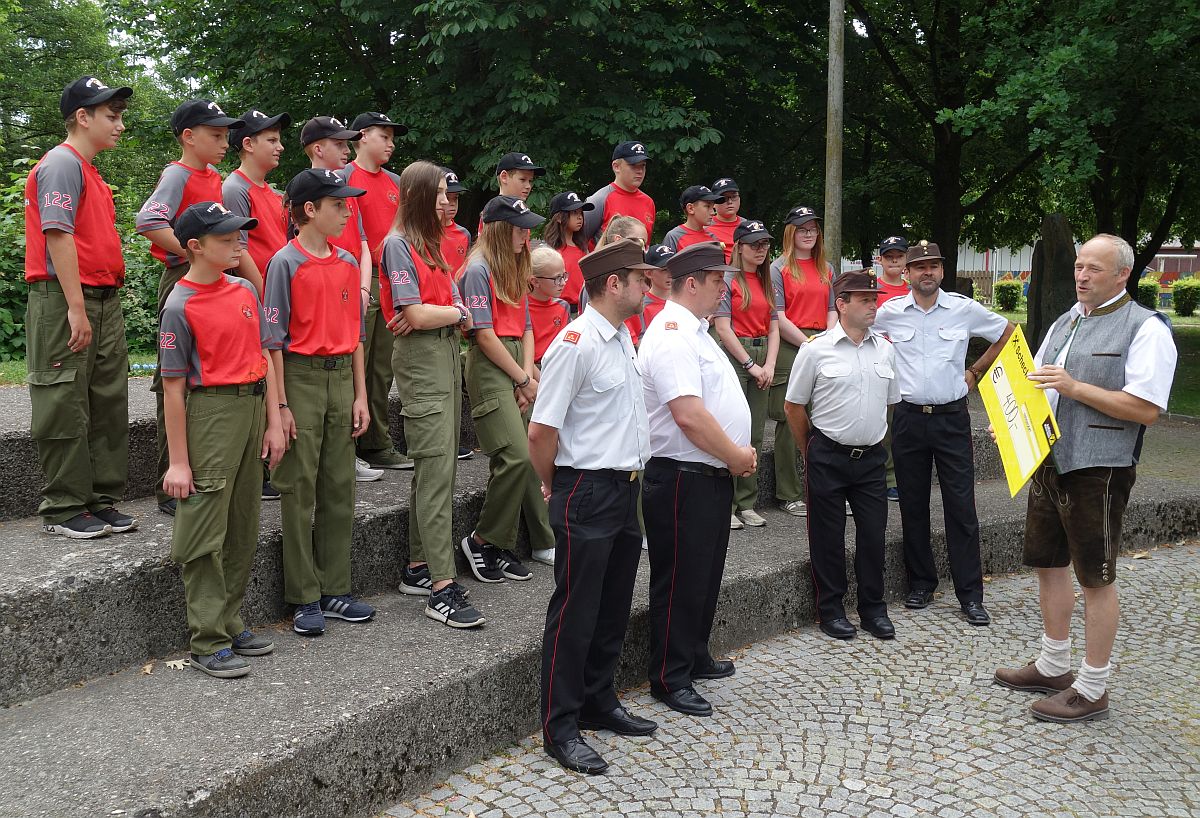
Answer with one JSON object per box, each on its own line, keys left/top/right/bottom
{"left": 708, "top": 177, "right": 747, "bottom": 262}
{"left": 25, "top": 76, "right": 134, "bottom": 538}
{"left": 476, "top": 152, "right": 545, "bottom": 234}
{"left": 439, "top": 168, "right": 472, "bottom": 275}
{"left": 662, "top": 186, "right": 723, "bottom": 252}
{"left": 584, "top": 140, "right": 656, "bottom": 244}
{"left": 265, "top": 169, "right": 376, "bottom": 637}
{"left": 138, "top": 98, "right": 248, "bottom": 516}
{"left": 544, "top": 191, "right": 594, "bottom": 309}
{"left": 160, "top": 201, "right": 286, "bottom": 678}
{"left": 223, "top": 109, "right": 291, "bottom": 285}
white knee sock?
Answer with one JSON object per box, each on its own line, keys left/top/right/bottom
{"left": 1071, "top": 660, "right": 1110, "bottom": 702}
{"left": 1034, "top": 633, "right": 1072, "bottom": 677}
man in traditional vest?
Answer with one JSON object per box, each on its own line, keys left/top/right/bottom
{"left": 994, "top": 233, "right": 1176, "bottom": 723}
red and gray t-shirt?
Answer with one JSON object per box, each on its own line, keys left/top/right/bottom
{"left": 715, "top": 272, "right": 779, "bottom": 338}
{"left": 707, "top": 216, "right": 747, "bottom": 263}
{"left": 529, "top": 296, "right": 570, "bottom": 361}
{"left": 440, "top": 222, "right": 472, "bottom": 278}
{"left": 459, "top": 260, "right": 532, "bottom": 338}
{"left": 663, "top": 224, "right": 718, "bottom": 253}
{"left": 326, "top": 181, "right": 368, "bottom": 262}
{"left": 24, "top": 144, "right": 125, "bottom": 287}
{"left": 378, "top": 234, "right": 463, "bottom": 323}
{"left": 556, "top": 244, "right": 586, "bottom": 307}
{"left": 137, "top": 162, "right": 224, "bottom": 267}
{"left": 340, "top": 162, "right": 400, "bottom": 264}
{"left": 583, "top": 184, "right": 656, "bottom": 244}
{"left": 222, "top": 170, "right": 288, "bottom": 277}
{"left": 158, "top": 274, "right": 270, "bottom": 389}
{"left": 770, "top": 257, "right": 835, "bottom": 331}
{"left": 263, "top": 240, "right": 365, "bottom": 356}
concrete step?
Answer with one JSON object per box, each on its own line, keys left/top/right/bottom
{"left": 0, "top": 379, "right": 478, "bottom": 521}
{"left": 1, "top": 476, "right": 1197, "bottom": 818}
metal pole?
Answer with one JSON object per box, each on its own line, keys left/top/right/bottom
{"left": 824, "top": 0, "right": 845, "bottom": 275}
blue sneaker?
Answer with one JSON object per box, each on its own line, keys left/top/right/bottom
{"left": 190, "top": 648, "right": 250, "bottom": 679}
{"left": 887, "top": 487, "right": 900, "bottom": 502}
{"left": 293, "top": 601, "right": 325, "bottom": 635}
{"left": 320, "top": 594, "right": 375, "bottom": 622}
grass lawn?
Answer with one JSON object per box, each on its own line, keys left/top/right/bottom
{"left": 0, "top": 352, "right": 156, "bottom": 386}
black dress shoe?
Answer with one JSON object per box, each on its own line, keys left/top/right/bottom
{"left": 544, "top": 736, "right": 609, "bottom": 775}
{"left": 692, "top": 658, "right": 736, "bottom": 680}
{"left": 861, "top": 615, "right": 896, "bottom": 640}
{"left": 904, "top": 589, "right": 934, "bottom": 609}
{"left": 819, "top": 617, "right": 857, "bottom": 640}
{"left": 962, "top": 601, "right": 991, "bottom": 626}
{"left": 652, "top": 686, "right": 713, "bottom": 716}
{"left": 158, "top": 498, "right": 177, "bottom": 517}
{"left": 578, "top": 705, "right": 658, "bottom": 736}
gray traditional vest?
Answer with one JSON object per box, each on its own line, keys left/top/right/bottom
{"left": 1043, "top": 294, "right": 1166, "bottom": 473}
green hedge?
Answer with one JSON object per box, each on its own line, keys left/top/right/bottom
{"left": 1136, "top": 277, "right": 1159, "bottom": 309}
{"left": 993, "top": 280, "right": 1022, "bottom": 312}
{"left": 1173, "top": 276, "right": 1200, "bottom": 317}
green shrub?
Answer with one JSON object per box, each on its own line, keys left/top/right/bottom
{"left": 1136, "top": 276, "right": 1159, "bottom": 309}
{"left": 1172, "top": 276, "right": 1200, "bottom": 317}
{"left": 993, "top": 280, "right": 1022, "bottom": 312}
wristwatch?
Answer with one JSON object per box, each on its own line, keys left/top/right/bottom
{"left": 455, "top": 303, "right": 469, "bottom": 324}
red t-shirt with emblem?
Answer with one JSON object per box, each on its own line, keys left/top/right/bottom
{"left": 342, "top": 162, "right": 400, "bottom": 264}
{"left": 25, "top": 144, "right": 125, "bottom": 286}
{"left": 707, "top": 216, "right": 743, "bottom": 263}
{"left": 158, "top": 274, "right": 270, "bottom": 389}
{"left": 222, "top": 170, "right": 288, "bottom": 277}
{"left": 556, "top": 243, "right": 586, "bottom": 308}
{"left": 379, "top": 235, "right": 462, "bottom": 323}
{"left": 440, "top": 222, "right": 472, "bottom": 279}
{"left": 136, "top": 162, "right": 224, "bottom": 267}
{"left": 876, "top": 277, "right": 910, "bottom": 307}
{"left": 262, "top": 240, "right": 365, "bottom": 356}
{"left": 716, "top": 272, "right": 778, "bottom": 338}
{"left": 771, "top": 257, "right": 833, "bottom": 331}
{"left": 529, "top": 297, "right": 570, "bottom": 361}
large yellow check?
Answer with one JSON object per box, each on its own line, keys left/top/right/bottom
{"left": 978, "top": 325, "right": 1060, "bottom": 497}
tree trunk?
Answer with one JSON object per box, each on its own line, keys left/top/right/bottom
{"left": 931, "top": 129, "right": 964, "bottom": 293}
{"left": 1026, "top": 213, "right": 1078, "bottom": 349}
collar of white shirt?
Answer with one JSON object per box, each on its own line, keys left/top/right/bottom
{"left": 581, "top": 303, "right": 625, "bottom": 341}
{"left": 1070, "top": 289, "right": 1127, "bottom": 319}
{"left": 825, "top": 320, "right": 881, "bottom": 347}
{"left": 894, "top": 288, "right": 953, "bottom": 313}
{"left": 659, "top": 298, "right": 707, "bottom": 333}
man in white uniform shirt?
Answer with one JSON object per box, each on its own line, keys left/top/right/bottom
{"left": 995, "top": 234, "right": 1175, "bottom": 723}
{"left": 784, "top": 271, "right": 900, "bottom": 640}
{"left": 638, "top": 241, "right": 755, "bottom": 718}
{"left": 530, "top": 238, "right": 657, "bottom": 775}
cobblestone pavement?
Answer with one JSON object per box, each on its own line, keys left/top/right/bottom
{"left": 383, "top": 542, "right": 1199, "bottom": 818}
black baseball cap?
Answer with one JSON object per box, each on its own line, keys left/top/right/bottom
{"left": 170, "top": 100, "right": 244, "bottom": 136}
{"left": 549, "top": 191, "right": 595, "bottom": 215}
{"left": 229, "top": 109, "right": 291, "bottom": 148}
{"left": 680, "top": 185, "right": 724, "bottom": 208}
{"left": 442, "top": 167, "right": 466, "bottom": 193}
{"left": 349, "top": 112, "right": 409, "bottom": 135}
{"left": 784, "top": 205, "right": 821, "bottom": 227}
{"left": 60, "top": 76, "right": 133, "bottom": 118}
{"left": 299, "top": 116, "right": 362, "bottom": 147}
{"left": 495, "top": 152, "right": 546, "bottom": 177}
{"left": 175, "top": 201, "right": 257, "bottom": 245}
{"left": 644, "top": 244, "right": 676, "bottom": 268}
{"left": 481, "top": 195, "right": 545, "bottom": 229}
{"left": 711, "top": 177, "right": 739, "bottom": 196}
{"left": 878, "top": 235, "right": 909, "bottom": 255}
{"left": 734, "top": 220, "right": 772, "bottom": 244}
{"left": 612, "top": 141, "right": 650, "bottom": 164}
{"left": 285, "top": 168, "right": 366, "bottom": 205}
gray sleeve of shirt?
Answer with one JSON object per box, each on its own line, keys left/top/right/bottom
{"left": 770, "top": 259, "right": 785, "bottom": 308}
{"left": 221, "top": 175, "right": 253, "bottom": 245}
{"left": 662, "top": 226, "right": 686, "bottom": 252}
{"left": 262, "top": 247, "right": 299, "bottom": 350}
{"left": 382, "top": 237, "right": 422, "bottom": 306}
{"left": 137, "top": 164, "right": 189, "bottom": 233}
{"left": 460, "top": 262, "right": 494, "bottom": 328}
{"left": 715, "top": 272, "right": 734, "bottom": 318}
{"left": 583, "top": 186, "right": 610, "bottom": 242}
{"left": 157, "top": 290, "right": 194, "bottom": 379}
{"left": 35, "top": 149, "right": 84, "bottom": 233}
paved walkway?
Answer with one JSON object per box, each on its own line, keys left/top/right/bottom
{"left": 383, "top": 542, "right": 1199, "bottom": 818}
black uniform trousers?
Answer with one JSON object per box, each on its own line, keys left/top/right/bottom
{"left": 642, "top": 457, "right": 732, "bottom": 695}
{"left": 541, "top": 467, "right": 643, "bottom": 745}
{"left": 891, "top": 399, "right": 984, "bottom": 604}
{"left": 805, "top": 431, "right": 888, "bottom": 622}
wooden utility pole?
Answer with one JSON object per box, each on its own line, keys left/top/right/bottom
{"left": 824, "top": 0, "right": 845, "bottom": 274}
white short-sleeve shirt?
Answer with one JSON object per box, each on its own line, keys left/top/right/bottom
{"left": 637, "top": 299, "right": 751, "bottom": 468}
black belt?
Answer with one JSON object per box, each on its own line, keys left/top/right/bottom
{"left": 647, "top": 456, "right": 731, "bottom": 478}
{"left": 192, "top": 379, "right": 266, "bottom": 396}
{"left": 740, "top": 336, "right": 767, "bottom": 347}
{"left": 812, "top": 430, "right": 879, "bottom": 460}
{"left": 29, "top": 280, "right": 121, "bottom": 300}
{"left": 899, "top": 397, "right": 967, "bottom": 415}
{"left": 283, "top": 352, "right": 352, "bottom": 370}
{"left": 558, "top": 466, "right": 639, "bottom": 482}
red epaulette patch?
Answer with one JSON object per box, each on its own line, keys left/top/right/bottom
{"left": 563, "top": 331, "right": 581, "bottom": 345}
{"left": 665, "top": 321, "right": 678, "bottom": 330}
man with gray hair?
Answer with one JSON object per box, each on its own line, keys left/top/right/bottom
{"left": 994, "top": 233, "right": 1176, "bottom": 723}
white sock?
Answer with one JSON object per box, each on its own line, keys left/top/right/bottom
{"left": 1071, "top": 660, "right": 1110, "bottom": 702}
{"left": 1034, "top": 633, "right": 1072, "bottom": 677}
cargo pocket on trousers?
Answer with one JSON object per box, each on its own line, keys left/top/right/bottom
{"left": 27, "top": 367, "right": 83, "bottom": 440}
{"left": 170, "top": 472, "right": 229, "bottom": 564}
{"left": 401, "top": 399, "right": 447, "bottom": 458}
{"left": 469, "top": 396, "right": 511, "bottom": 455}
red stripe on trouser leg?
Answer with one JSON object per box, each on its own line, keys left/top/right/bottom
{"left": 542, "top": 473, "right": 584, "bottom": 738}
{"left": 658, "top": 471, "right": 683, "bottom": 690}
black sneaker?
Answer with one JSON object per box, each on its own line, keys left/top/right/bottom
{"left": 231, "top": 629, "right": 274, "bottom": 656}
{"left": 158, "top": 498, "right": 177, "bottom": 517}
{"left": 319, "top": 594, "right": 375, "bottom": 622}
{"left": 425, "top": 583, "right": 485, "bottom": 628}
{"left": 262, "top": 480, "right": 281, "bottom": 501}
{"left": 43, "top": 512, "right": 110, "bottom": 539}
{"left": 490, "top": 547, "right": 532, "bottom": 581}
{"left": 93, "top": 506, "right": 137, "bottom": 533}
{"left": 460, "top": 533, "right": 505, "bottom": 583}
{"left": 400, "top": 564, "right": 433, "bottom": 596}
{"left": 457, "top": 446, "right": 474, "bottom": 460}
{"left": 190, "top": 648, "right": 250, "bottom": 679}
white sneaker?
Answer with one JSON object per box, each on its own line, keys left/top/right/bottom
{"left": 778, "top": 500, "right": 807, "bottom": 517}
{"left": 846, "top": 500, "right": 853, "bottom": 516}
{"left": 641, "top": 536, "right": 648, "bottom": 551}
{"left": 739, "top": 509, "right": 767, "bottom": 527}
{"left": 730, "top": 513, "right": 744, "bottom": 530}
{"left": 355, "top": 457, "right": 384, "bottom": 482}
{"left": 532, "top": 547, "right": 555, "bottom": 566}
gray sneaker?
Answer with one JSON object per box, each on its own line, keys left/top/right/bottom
{"left": 361, "top": 448, "right": 415, "bottom": 470}
{"left": 190, "top": 648, "right": 250, "bottom": 679}
{"left": 231, "top": 629, "right": 274, "bottom": 656}
{"left": 778, "top": 500, "right": 807, "bottom": 517}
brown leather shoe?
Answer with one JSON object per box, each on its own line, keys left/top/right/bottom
{"left": 1030, "top": 688, "right": 1109, "bottom": 723}
{"left": 993, "top": 661, "right": 1075, "bottom": 694}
